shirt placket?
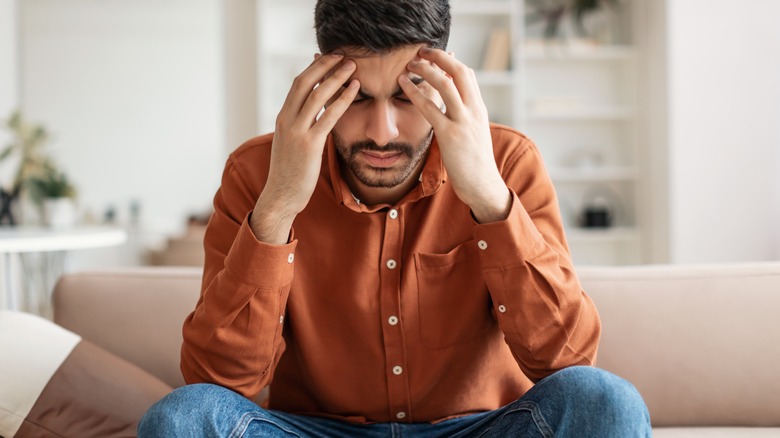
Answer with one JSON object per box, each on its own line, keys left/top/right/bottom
{"left": 379, "top": 206, "right": 412, "bottom": 422}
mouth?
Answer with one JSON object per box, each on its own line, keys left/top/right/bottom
{"left": 359, "top": 151, "right": 404, "bottom": 168}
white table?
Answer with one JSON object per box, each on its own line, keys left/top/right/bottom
{"left": 0, "top": 226, "right": 127, "bottom": 315}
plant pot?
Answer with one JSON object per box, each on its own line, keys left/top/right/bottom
{"left": 42, "top": 197, "right": 77, "bottom": 229}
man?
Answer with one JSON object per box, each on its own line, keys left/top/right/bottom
{"left": 140, "top": 0, "right": 650, "bottom": 436}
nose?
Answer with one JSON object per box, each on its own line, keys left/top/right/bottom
{"left": 364, "top": 101, "right": 399, "bottom": 147}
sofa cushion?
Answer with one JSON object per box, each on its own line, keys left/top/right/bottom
{"left": 0, "top": 311, "right": 172, "bottom": 437}
{"left": 580, "top": 262, "right": 780, "bottom": 428}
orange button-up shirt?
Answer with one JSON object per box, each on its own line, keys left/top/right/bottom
{"left": 181, "top": 124, "right": 601, "bottom": 424}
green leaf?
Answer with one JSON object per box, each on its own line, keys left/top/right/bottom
{"left": 0, "top": 145, "right": 14, "bottom": 161}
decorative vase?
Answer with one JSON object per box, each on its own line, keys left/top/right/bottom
{"left": 0, "top": 185, "right": 21, "bottom": 227}
{"left": 42, "top": 197, "right": 77, "bottom": 229}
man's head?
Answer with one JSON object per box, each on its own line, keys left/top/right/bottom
{"left": 314, "top": 0, "right": 451, "bottom": 55}
{"left": 314, "top": 1, "right": 451, "bottom": 201}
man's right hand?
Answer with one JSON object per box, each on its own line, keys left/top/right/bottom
{"left": 251, "top": 54, "right": 359, "bottom": 244}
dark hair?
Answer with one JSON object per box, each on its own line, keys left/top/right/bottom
{"left": 314, "top": 0, "right": 451, "bottom": 54}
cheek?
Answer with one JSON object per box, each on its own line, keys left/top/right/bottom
{"left": 396, "top": 102, "right": 432, "bottom": 127}
{"left": 332, "top": 108, "right": 362, "bottom": 139}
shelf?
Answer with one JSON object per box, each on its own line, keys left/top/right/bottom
{"left": 549, "top": 166, "right": 637, "bottom": 182}
{"left": 523, "top": 43, "right": 636, "bottom": 61}
{"left": 475, "top": 70, "right": 514, "bottom": 86}
{"left": 527, "top": 105, "right": 635, "bottom": 121}
{"left": 451, "top": 1, "right": 512, "bottom": 15}
{"left": 565, "top": 227, "right": 640, "bottom": 243}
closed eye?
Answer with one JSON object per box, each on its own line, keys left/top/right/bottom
{"left": 344, "top": 76, "right": 424, "bottom": 106}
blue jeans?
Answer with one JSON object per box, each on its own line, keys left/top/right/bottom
{"left": 139, "top": 366, "right": 650, "bottom": 437}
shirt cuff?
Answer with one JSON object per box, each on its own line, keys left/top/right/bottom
{"left": 223, "top": 212, "right": 298, "bottom": 289}
{"left": 472, "top": 189, "right": 545, "bottom": 268}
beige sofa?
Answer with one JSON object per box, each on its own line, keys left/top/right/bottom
{"left": 9, "top": 262, "right": 780, "bottom": 436}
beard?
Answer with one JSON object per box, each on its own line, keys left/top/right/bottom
{"left": 333, "top": 130, "right": 433, "bottom": 188}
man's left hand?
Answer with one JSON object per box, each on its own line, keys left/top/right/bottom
{"left": 399, "top": 47, "right": 511, "bottom": 223}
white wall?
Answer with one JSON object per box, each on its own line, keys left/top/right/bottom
{"left": 0, "top": 0, "right": 19, "bottom": 308}
{"left": 223, "top": 0, "right": 258, "bottom": 153}
{"left": 0, "top": 0, "right": 18, "bottom": 115}
{"left": 667, "top": 0, "right": 780, "bottom": 263}
{"left": 0, "top": 0, "right": 19, "bottom": 188}
{"left": 19, "top": 0, "right": 225, "bottom": 262}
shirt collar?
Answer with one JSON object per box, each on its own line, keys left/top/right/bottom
{"left": 324, "top": 133, "right": 447, "bottom": 213}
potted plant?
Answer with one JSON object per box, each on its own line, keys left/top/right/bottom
{"left": 26, "top": 162, "right": 78, "bottom": 229}
{"left": 0, "top": 111, "right": 78, "bottom": 227}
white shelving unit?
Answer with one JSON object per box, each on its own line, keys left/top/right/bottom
{"left": 450, "top": 0, "right": 646, "bottom": 265}
{"left": 256, "top": 0, "right": 647, "bottom": 265}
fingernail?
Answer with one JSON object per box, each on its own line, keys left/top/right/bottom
{"left": 330, "top": 53, "right": 344, "bottom": 58}
{"left": 420, "top": 47, "right": 432, "bottom": 54}
{"left": 341, "top": 60, "right": 355, "bottom": 70}
{"left": 399, "top": 75, "right": 411, "bottom": 83}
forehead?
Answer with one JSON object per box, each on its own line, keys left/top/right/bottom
{"left": 344, "top": 45, "right": 425, "bottom": 92}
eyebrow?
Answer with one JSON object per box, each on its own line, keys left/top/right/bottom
{"left": 347, "top": 76, "right": 426, "bottom": 100}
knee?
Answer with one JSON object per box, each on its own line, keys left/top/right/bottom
{"left": 138, "top": 383, "right": 239, "bottom": 436}
{"left": 548, "top": 366, "right": 650, "bottom": 423}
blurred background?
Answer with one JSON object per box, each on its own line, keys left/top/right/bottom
{"left": 0, "top": 0, "right": 778, "bottom": 279}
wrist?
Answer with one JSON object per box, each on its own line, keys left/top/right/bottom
{"left": 470, "top": 184, "right": 512, "bottom": 224}
{"left": 250, "top": 194, "right": 297, "bottom": 244}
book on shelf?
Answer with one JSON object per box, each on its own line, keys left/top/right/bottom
{"left": 480, "top": 28, "right": 511, "bottom": 71}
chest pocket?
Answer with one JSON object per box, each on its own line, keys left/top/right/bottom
{"left": 414, "top": 241, "right": 494, "bottom": 349}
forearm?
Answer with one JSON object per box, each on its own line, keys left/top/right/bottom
{"left": 181, "top": 277, "right": 289, "bottom": 397}
{"left": 181, "top": 215, "right": 295, "bottom": 398}
{"left": 476, "top": 191, "right": 601, "bottom": 380}
{"left": 489, "top": 254, "right": 601, "bottom": 381}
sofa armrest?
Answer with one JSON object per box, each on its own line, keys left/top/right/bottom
{"left": 52, "top": 267, "right": 202, "bottom": 388}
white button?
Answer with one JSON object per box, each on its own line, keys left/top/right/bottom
{"left": 392, "top": 366, "right": 403, "bottom": 375}
{"left": 478, "top": 240, "right": 488, "bottom": 250}
{"left": 388, "top": 316, "right": 399, "bottom": 325}
{"left": 280, "top": 315, "right": 284, "bottom": 324}
{"left": 498, "top": 304, "right": 507, "bottom": 313}
{"left": 386, "top": 259, "right": 397, "bottom": 269}
{"left": 396, "top": 412, "right": 406, "bottom": 419}
{"left": 287, "top": 253, "right": 295, "bottom": 263}
{"left": 389, "top": 209, "right": 398, "bottom": 219}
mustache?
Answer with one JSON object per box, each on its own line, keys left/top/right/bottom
{"left": 349, "top": 140, "right": 415, "bottom": 158}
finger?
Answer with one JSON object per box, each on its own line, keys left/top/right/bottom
{"left": 310, "top": 79, "right": 360, "bottom": 137}
{"left": 469, "top": 66, "right": 484, "bottom": 102}
{"left": 280, "top": 54, "right": 345, "bottom": 117}
{"left": 398, "top": 74, "right": 448, "bottom": 128}
{"left": 417, "top": 48, "right": 480, "bottom": 105}
{"left": 406, "top": 59, "right": 466, "bottom": 119}
{"left": 297, "top": 59, "right": 357, "bottom": 124}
